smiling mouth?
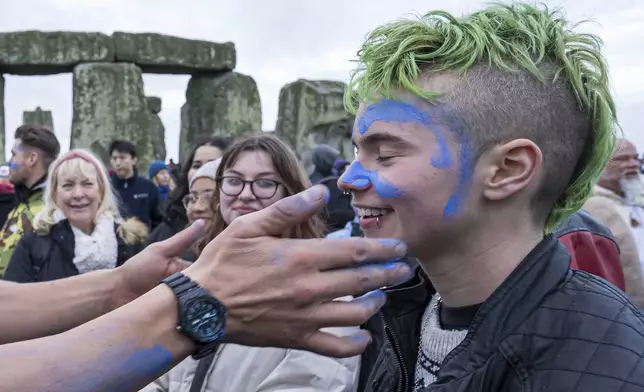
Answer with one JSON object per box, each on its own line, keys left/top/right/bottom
{"left": 356, "top": 207, "right": 392, "bottom": 218}
{"left": 69, "top": 204, "right": 89, "bottom": 209}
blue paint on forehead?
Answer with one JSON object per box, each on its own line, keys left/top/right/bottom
{"left": 342, "top": 161, "right": 403, "bottom": 199}
{"left": 354, "top": 98, "right": 474, "bottom": 218}
{"left": 357, "top": 99, "right": 453, "bottom": 168}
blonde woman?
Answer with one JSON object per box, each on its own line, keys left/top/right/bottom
{"left": 4, "top": 149, "right": 148, "bottom": 283}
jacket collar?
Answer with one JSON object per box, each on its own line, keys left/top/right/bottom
{"left": 438, "top": 234, "right": 570, "bottom": 380}
{"left": 110, "top": 168, "right": 139, "bottom": 188}
{"left": 380, "top": 235, "right": 570, "bottom": 384}
{"left": 15, "top": 175, "right": 46, "bottom": 204}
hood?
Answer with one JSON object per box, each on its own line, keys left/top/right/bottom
{"left": 311, "top": 145, "right": 340, "bottom": 176}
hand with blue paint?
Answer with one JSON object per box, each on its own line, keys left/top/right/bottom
{"left": 184, "top": 184, "right": 412, "bottom": 358}
{"left": 0, "top": 185, "right": 411, "bottom": 391}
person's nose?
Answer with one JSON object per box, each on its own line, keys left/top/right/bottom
{"left": 338, "top": 160, "right": 371, "bottom": 193}
{"left": 71, "top": 185, "right": 85, "bottom": 199}
{"left": 191, "top": 200, "right": 207, "bottom": 212}
{"left": 238, "top": 182, "right": 256, "bottom": 200}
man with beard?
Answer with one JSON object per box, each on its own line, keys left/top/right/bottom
{"left": 0, "top": 125, "right": 60, "bottom": 276}
{"left": 585, "top": 138, "right": 644, "bottom": 306}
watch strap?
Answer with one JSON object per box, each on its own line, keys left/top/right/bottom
{"left": 163, "top": 272, "right": 200, "bottom": 297}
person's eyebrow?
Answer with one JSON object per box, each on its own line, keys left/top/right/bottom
{"left": 353, "top": 132, "right": 410, "bottom": 149}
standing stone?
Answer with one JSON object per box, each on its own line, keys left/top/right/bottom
{"left": 179, "top": 72, "right": 261, "bottom": 162}
{"left": 71, "top": 63, "right": 153, "bottom": 172}
{"left": 113, "top": 32, "right": 236, "bottom": 74}
{"left": 23, "top": 107, "right": 54, "bottom": 130}
{"left": 274, "top": 79, "right": 354, "bottom": 172}
{"left": 0, "top": 31, "right": 114, "bottom": 75}
{"left": 0, "top": 75, "right": 4, "bottom": 160}
{"left": 146, "top": 96, "right": 166, "bottom": 161}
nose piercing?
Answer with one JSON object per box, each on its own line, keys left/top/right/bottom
{"left": 376, "top": 216, "right": 381, "bottom": 228}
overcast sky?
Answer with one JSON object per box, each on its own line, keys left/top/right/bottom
{"left": 1, "top": 0, "right": 643, "bottom": 162}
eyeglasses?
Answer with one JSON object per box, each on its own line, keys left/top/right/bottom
{"left": 217, "top": 176, "right": 281, "bottom": 199}
{"left": 182, "top": 191, "right": 214, "bottom": 208}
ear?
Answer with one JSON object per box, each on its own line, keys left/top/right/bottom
{"left": 26, "top": 149, "right": 40, "bottom": 168}
{"left": 482, "top": 139, "right": 542, "bottom": 201}
{"left": 132, "top": 156, "right": 138, "bottom": 165}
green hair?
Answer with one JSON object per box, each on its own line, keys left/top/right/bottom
{"left": 345, "top": 2, "right": 618, "bottom": 231}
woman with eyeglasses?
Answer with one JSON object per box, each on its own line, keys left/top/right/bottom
{"left": 141, "top": 134, "right": 361, "bottom": 392}
{"left": 165, "top": 158, "right": 222, "bottom": 262}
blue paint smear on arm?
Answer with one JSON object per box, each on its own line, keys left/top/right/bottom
{"left": 69, "top": 344, "right": 174, "bottom": 392}
{"left": 342, "top": 161, "right": 403, "bottom": 199}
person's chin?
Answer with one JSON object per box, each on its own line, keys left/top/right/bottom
{"left": 360, "top": 214, "right": 400, "bottom": 239}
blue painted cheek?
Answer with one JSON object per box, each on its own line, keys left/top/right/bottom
{"left": 9, "top": 162, "right": 18, "bottom": 171}
{"left": 341, "top": 161, "right": 403, "bottom": 199}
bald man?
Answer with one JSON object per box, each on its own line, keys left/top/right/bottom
{"left": 584, "top": 138, "right": 644, "bottom": 307}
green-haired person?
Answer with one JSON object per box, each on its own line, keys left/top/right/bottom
{"left": 340, "top": 3, "right": 644, "bottom": 391}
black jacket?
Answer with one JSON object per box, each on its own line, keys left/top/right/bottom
{"left": 110, "top": 170, "right": 163, "bottom": 229}
{"left": 359, "top": 234, "right": 644, "bottom": 392}
{"left": 3, "top": 220, "right": 144, "bottom": 283}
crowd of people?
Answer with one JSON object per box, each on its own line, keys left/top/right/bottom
{"left": 2, "top": 2, "right": 644, "bottom": 391}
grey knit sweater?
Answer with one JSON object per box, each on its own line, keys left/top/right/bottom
{"left": 413, "top": 294, "right": 468, "bottom": 391}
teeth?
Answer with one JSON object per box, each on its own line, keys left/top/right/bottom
{"left": 357, "top": 208, "right": 390, "bottom": 217}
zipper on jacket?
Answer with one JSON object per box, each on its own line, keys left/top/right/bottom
{"left": 380, "top": 312, "right": 409, "bottom": 392}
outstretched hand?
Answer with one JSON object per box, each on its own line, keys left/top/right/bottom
{"left": 185, "top": 185, "right": 412, "bottom": 358}
{"left": 113, "top": 223, "right": 203, "bottom": 307}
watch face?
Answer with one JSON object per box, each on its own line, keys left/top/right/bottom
{"left": 185, "top": 298, "right": 226, "bottom": 342}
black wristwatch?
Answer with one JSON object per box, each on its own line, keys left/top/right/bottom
{"left": 162, "top": 272, "right": 227, "bottom": 359}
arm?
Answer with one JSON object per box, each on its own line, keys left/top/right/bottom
{"left": 0, "top": 224, "right": 195, "bottom": 345}
{"left": 0, "top": 269, "right": 119, "bottom": 344}
{"left": 1, "top": 284, "right": 194, "bottom": 391}
{"left": 3, "top": 235, "right": 38, "bottom": 283}
{"left": 0, "top": 186, "right": 411, "bottom": 391}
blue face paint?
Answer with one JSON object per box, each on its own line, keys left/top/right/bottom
{"left": 342, "top": 161, "right": 403, "bottom": 198}
{"left": 9, "top": 161, "right": 18, "bottom": 171}
{"left": 355, "top": 98, "right": 474, "bottom": 218}
{"left": 435, "top": 107, "right": 473, "bottom": 218}
{"left": 358, "top": 99, "right": 453, "bottom": 168}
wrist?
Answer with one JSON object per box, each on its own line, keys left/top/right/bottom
{"left": 107, "top": 268, "right": 136, "bottom": 311}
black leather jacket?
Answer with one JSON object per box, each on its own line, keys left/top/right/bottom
{"left": 359, "top": 234, "right": 644, "bottom": 392}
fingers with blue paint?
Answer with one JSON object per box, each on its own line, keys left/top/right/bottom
{"left": 224, "top": 184, "right": 330, "bottom": 239}
{"left": 186, "top": 185, "right": 413, "bottom": 358}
